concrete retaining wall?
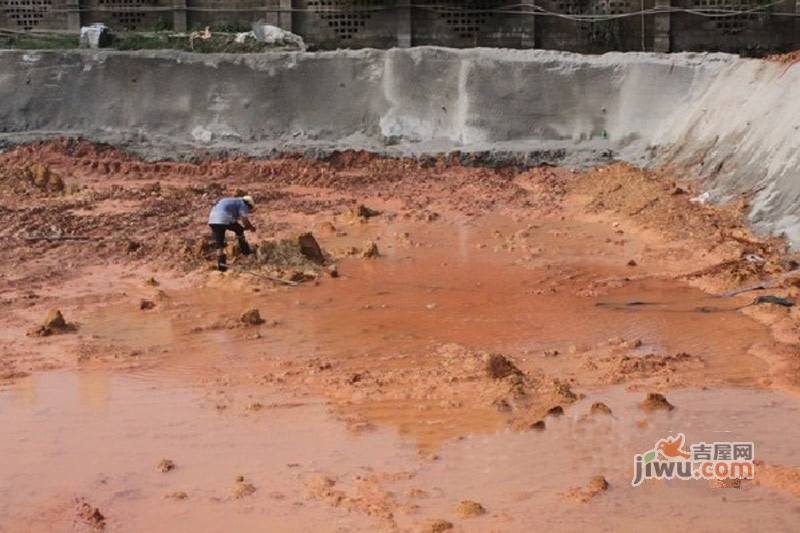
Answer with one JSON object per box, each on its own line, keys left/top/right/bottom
{"left": 1, "top": 47, "right": 799, "bottom": 244}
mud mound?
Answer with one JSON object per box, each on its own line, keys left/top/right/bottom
{"left": 25, "top": 163, "right": 65, "bottom": 193}
{"left": 456, "top": 500, "right": 486, "bottom": 518}
{"left": 639, "top": 392, "right": 675, "bottom": 412}
{"left": 590, "top": 402, "right": 613, "bottom": 416}
{"left": 484, "top": 353, "right": 523, "bottom": 380}
{"left": 156, "top": 459, "right": 175, "bottom": 473}
{"left": 233, "top": 477, "right": 257, "bottom": 498}
{"left": 0, "top": 162, "right": 66, "bottom": 195}
{"left": 76, "top": 499, "right": 106, "bottom": 530}
{"left": 562, "top": 475, "right": 610, "bottom": 503}
{"left": 240, "top": 309, "right": 266, "bottom": 326}
{"left": 28, "top": 309, "right": 77, "bottom": 336}
{"left": 252, "top": 235, "right": 329, "bottom": 275}
{"left": 579, "top": 164, "right": 792, "bottom": 287}
{"left": 297, "top": 232, "right": 326, "bottom": 265}
{"left": 753, "top": 463, "right": 800, "bottom": 499}
{"left": 422, "top": 519, "right": 454, "bottom": 532}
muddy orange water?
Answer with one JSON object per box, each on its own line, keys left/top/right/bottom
{"left": 2, "top": 210, "right": 799, "bottom": 530}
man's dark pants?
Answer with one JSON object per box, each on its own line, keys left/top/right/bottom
{"left": 209, "top": 223, "right": 251, "bottom": 270}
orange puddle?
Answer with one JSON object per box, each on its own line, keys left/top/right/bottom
{"left": 1, "top": 216, "right": 792, "bottom": 530}
{"left": 2, "top": 374, "right": 800, "bottom": 531}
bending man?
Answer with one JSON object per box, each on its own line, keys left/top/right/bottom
{"left": 208, "top": 195, "right": 256, "bottom": 272}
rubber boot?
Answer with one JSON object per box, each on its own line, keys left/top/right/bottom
{"left": 238, "top": 238, "right": 252, "bottom": 256}
{"left": 217, "top": 253, "right": 228, "bottom": 272}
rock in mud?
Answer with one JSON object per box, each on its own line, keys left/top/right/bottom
{"left": 233, "top": 478, "right": 257, "bottom": 498}
{"left": 298, "top": 232, "right": 325, "bottom": 265}
{"left": 421, "top": 519, "right": 454, "bottom": 533}
{"left": 587, "top": 475, "right": 609, "bottom": 493}
{"left": 352, "top": 204, "right": 382, "bottom": 219}
{"left": 563, "top": 475, "right": 610, "bottom": 503}
{"left": 44, "top": 308, "right": 67, "bottom": 329}
{"left": 246, "top": 402, "right": 263, "bottom": 411}
{"left": 484, "top": 353, "right": 523, "bottom": 380}
{"left": 144, "top": 277, "right": 159, "bottom": 287}
{"left": 753, "top": 295, "right": 795, "bottom": 307}
{"left": 28, "top": 308, "right": 76, "bottom": 336}
{"left": 548, "top": 379, "right": 579, "bottom": 402}
{"left": 76, "top": 499, "right": 106, "bottom": 530}
{"left": 127, "top": 240, "right": 142, "bottom": 254}
{"left": 546, "top": 405, "right": 565, "bottom": 417}
{"left": 240, "top": 308, "right": 266, "bottom": 326}
{"left": 456, "top": 500, "right": 486, "bottom": 518}
{"left": 590, "top": 402, "right": 613, "bottom": 416}
{"left": 639, "top": 392, "right": 675, "bottom": 412}
{"left": 156, "top": 459, "right": 175, "bottom": 473}
{"left": 165, "top": 491, "right": 188, "bottom": 500}
{"left": 328, "top": 264, "right": 339, "bottom": 278}
{"left": 530, "top": 420, "right": 546, "bottom": 431}
{"left": 361, "top": 241, "right": 380, "bottom": 258}
{"left": 140, "top": 299, "right": 156, "bottom": 310}
{"left": 709, "top": 478, "right": 741, "bottom": 489}
{"left": 289, "top": 270, "right": 314, "bottom": 283}
{"left": 306, "top": 475, "right": 337, "bottom": 493}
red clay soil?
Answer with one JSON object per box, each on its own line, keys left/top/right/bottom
{"left": 3, "top": 139, "right": 800, "bottom": 531}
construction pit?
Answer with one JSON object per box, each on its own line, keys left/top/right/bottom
{"left": 3, "top": 48, "right": 800, "bottom": 531}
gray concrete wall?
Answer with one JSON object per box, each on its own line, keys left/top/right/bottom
{"left": 1, "top": 48, "right": 800, "bottom": 244}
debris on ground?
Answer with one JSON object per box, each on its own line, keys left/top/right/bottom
{"left": 79, "top": 23, "right": 111, "bottom": 49}
{"left": 251, "top": 22, "right": 306, "bottom": 50}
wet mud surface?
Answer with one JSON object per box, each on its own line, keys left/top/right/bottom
{"left": 3, "top": 140, "right": 800, "bottom": 531}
